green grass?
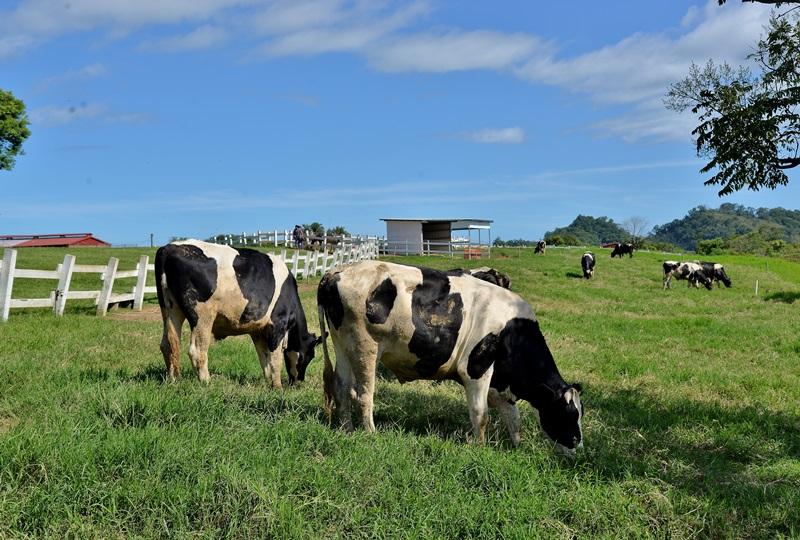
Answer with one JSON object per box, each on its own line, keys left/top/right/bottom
{"left": 1, "top": 246, "right": 798, "bottom": 538}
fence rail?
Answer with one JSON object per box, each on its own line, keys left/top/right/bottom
{"left": 0, "top": 240, "right": 378, "bottom": 322}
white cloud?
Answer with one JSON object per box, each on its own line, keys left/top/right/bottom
{"left": 369, "top": 30, "right": 542, "bottom": 73}
{"left": 29, "top": 103, "right": 149, "bottom": 126}
{"left": 457, "top": 127, "right": 526, "bottom": 144}
{"left": 140, "top": 25, "right": 228, "bottom": 52}
{"left": 37, "top": 62, "right": 107, "bottom": 91}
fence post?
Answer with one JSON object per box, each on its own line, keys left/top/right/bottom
{"left": 53, "top": 254, "right": 75, "bottom": 317}
{"left": 280, "top": 249, "right": 287, "bottom": 261}
{"left": 133, "top": 255, "right": 149, "bottom": 311}
{"left": 97, "top": 257, "right": 119, "bottom": 317}
{"left": 274, "top": 229, "right": 278, "bottom": 247}
{"left": 0, "top": 249, "right": 17, "bottom": 322}
{"left": 291, "top": 250, "right": 299, "bottom": 278}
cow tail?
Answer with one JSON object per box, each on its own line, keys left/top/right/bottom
{"left": 154, "top": 246, "right": 167, "bottom": 310}
{"left": 318, "top": 304, "right": 335, "bottom": 424}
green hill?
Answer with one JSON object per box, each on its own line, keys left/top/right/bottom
{"left": 544, "top": 215, "right": 628, "bottom": 245}
{"left": 650, "top": 203, "right": 800, "bottom": 250}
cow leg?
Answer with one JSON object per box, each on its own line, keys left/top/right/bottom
{"left": 188, "top": 322, "right": 212, "bottom": 383}
{"left": 160, "top": 309, "right": 184, "bottom": 380}
{"left": 353, "top": 348, "right": 379, "bottom": 433}
{"left": 488, "top": 388, "right": 521, "bottom": 447}
{"left": 252, "top": 334, "right": 284, "bottom": 389}
{"left": 331, "top": 342, "right": 356, "bottom": 431}
{"left": 464, "top": 376, "right": 492, "bottom": 444}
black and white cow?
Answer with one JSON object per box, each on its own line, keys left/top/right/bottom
{"left": 535, "top": 240, "right": 547, "bottom": 255}
{"left": 317, "top": 260, "right": 584, "bottom": 455}
{"left": 610, "top": 243, "right": 634, "bottom": 258}
{"left": 581, "top": 252, "right": 595, "bottom": 279}
{"left": 662, "top": 261, "right": 712, "bottom": 290}
{"left": 155, "top": 240, "right": 320, "bottom": 386}
{"left": 448, "top": 266, "right": 512, "bottom": 289}
{"left": 699, "top": 261, "right": 732, "bottom": 288}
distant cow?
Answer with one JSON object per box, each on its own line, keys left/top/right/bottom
{"left": 317, "top": 260, "right": 584, "bottom": 455}
{"left": 155, "top": 240, "right": 320, "bottom": 386}
{"left": 581, "top": 252, "right": 595, "bottom": 279}
{"left": 662, "top": 261, "right": 712, "bottom": 290}
{"left": 535, "top": 240, "right": 546, "bottom": 254}
{"left": 448, "top": 266, "right": 512, "bottom": 289}
{"left": 699, "top": 261, "right": 732, "bottom": 288}
{"left": 610, "top": 243, "right": 634, "bottom": 258}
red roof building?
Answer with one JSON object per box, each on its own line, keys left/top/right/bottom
{"left": 0, "top": 233, "right": 111, "bottom": 248}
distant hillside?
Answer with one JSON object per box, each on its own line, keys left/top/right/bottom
{"left": 544, "top": 215, "right": 628, "bottom": 245}
{"left": 650, "top": 204, "right": 800, "bottom": 250}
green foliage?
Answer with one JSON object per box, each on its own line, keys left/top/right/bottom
{"left": 327, "top": 225, "right": 349, "bottom": 236}
{"left": 1, "top": 247, "right": 799, "bottom": 537}
{"left": 544, "top": 215, "right": 628, "bottom": 245}
{"left": 666, "top": 13, "right": 800, "bottom": 195}
{"left": 543, "top": 234, "right": 581, "bottom": 246}
{"left": 0, "top": 89, "right": 31, "bottom": 171}
{"left": 640, "top": 240, "right": 683, "bottom": 253}
{"left": 696, "top": 237, "right": 726, "bottom": 256}
{"left": 302, "top": 222, "right": 325, "bottom": 237}
{"left": 492, "top": 237, "right": 539, "bottom": 247}
{"left": 650, "top": 203, "right": 800, "bottom": 250}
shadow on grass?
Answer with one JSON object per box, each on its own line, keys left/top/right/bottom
{"left": 588, "top": 388, "right": 800, "bottom": 535}
{"left": 372, "top": 383, "right": 471, "bottom": 441}
{"left": 565, "top": 271, "right": 585, "bottom": 279}
{"left": 764, "top": 290, "right": 800, "bottom": 304}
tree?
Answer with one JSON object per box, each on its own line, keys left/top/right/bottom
{"left": 0, "top": 89, "right": 30, "bottom": 171}
{"left": 302, "top": 222, "right": 325, "bottom": 238}
{"left": 327, "top": 225, "right": 349, "bottom": 236}
{"left": 666, "top": 5, "right": 800, "bottom": 195}
{"left": 623, "top": 216, "right": 650, "bottom": 247}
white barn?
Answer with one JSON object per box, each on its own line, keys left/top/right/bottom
{"left": 381, "top": 218, "right": 493, "bottom": 256}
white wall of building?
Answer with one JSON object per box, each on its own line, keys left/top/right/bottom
{"left": 385, "top": 221, "right": 423, "bottom": 254}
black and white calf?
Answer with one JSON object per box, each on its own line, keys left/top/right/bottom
{"left": 448, "top": 266, "right": 512, "bottom": 289}
{"left": 662, "top": 261, "right": 712, "bottom": 290}
{"left": 581, "top": 252, "right": 595, "bottom": 279}
{"left": 610, "top": 243, "right": 634, "bottom": 258}
{"left": 317, "top": 260, "right": 584, "bottom": 454}
{"left": 155, "top": 240, "right": 320, "bottom": 386}
{"left": 699, "top": 261, "right": 732, "bottom": 288}
{"left": 535, "top": 240, "right": 547, "bottom": 254}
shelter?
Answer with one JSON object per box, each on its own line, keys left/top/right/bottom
{"left": 0, "top": 233, "right": 111, "bottom": 248}
{"left": 380, "top": 218, "right": 492, "bottom": 256}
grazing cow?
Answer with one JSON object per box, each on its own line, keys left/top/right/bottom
{"left": 448, "top": 266, "right": 512, "bottom": 289}
{"left": 699, "top": 261, "right": 732, "bottom": 288}
{"left": 535, "top": 240, "right": 546, "bottom": 254}
{"left": 581, "top": 252, "right": 595, "bottom": 279}
{"left": 155, "top": 240, "right": 321, "bottom": 386}
{"left": 662, "top": 261, "right": 712, "bottom": 290}
{"left": 317, "top": 260, "right": 584, "bottom": 455}
{"left": 610, "top": 243, "right": 634, "bottom": 258}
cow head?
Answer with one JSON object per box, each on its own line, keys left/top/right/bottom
{"left": 285, "top": 333, "right": 324, "bottom": 384}
{"left": 535, "top": 383, "right": 584, "bottom": 456}
{"left": 694, "top": 271, "right": 713, "bottom": 290}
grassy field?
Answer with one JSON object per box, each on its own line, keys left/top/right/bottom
{"left": 0, "top": 246, "right": 798, "bottom": 538}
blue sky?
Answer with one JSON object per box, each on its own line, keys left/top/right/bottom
{"left": 2, "top": 0, "right": 799, "bottom": 245}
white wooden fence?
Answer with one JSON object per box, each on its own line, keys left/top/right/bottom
{"left": 0, "top": 240, "right": 379, "bottom": 322}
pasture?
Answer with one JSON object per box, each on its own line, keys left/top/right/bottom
{"left": 0, "top": 246, "right": 798, "bottom": 538}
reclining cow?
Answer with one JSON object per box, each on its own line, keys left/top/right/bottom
{"left": 534, "top": 240, "right": 546, "bottom": 254}
{"left": 662, "top": 261, "right": 712, "bottom": 290}
{"left": 155, "top": 240, "right": 320, "bottom": 386}
{"left": 699, "top": 261, "right": 732, "bottom": 288}
{"left": 448, "top": 266, "right": 512, "bottom": 289}
{"left": 581, "top": 252, "right": 595, "bottom": 279}
{"left": 610, "top": 243, "right": 634, "bottom": 258}
{"left": 317, "top": 260, "right": 584, "bottom": 455}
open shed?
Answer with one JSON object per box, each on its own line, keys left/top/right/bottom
{"left": 380, "top": 218, "right": 493, "bottom": 256}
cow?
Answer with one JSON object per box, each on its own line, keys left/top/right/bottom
{"left": 534, "top": 240, "right": 546, "bottom": 254}
{"left": 698, "top": 261, "right": 732, "bottom": 288}
{"left": 610, "top": 243, "right": 634, "bottom": 258}
{"left": 317, "top": 260, "right": 584, "bottom": 455}
{"left": 662, "top": 261, "right": 712, "bottom": 290}
{"left": 581, "top": 252, "right": 595, "bottom": 279}
{"left": 448, "top": 266, "right": 512, "bottom": 289}
{"left": 155, "top": 240, "right": 321, "bottom": 386}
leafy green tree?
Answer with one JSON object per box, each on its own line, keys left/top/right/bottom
{"left": 545, "top": 215, "right": 627, "bottom": 245}
{"left": 0, "top": 89, "right": 31, "bottom": 171}
{"left": 327, "top": 225, "right": 350, "bottom": 236}
{"left": 302, "top": 222, "right": 325, "bottom": 237}
{"left": 666, "top": 10, "right": 800, "bottom": 195}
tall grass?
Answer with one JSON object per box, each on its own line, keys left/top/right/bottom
{"left": 0, "top": 246, "right": 798, "bottom": 538}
